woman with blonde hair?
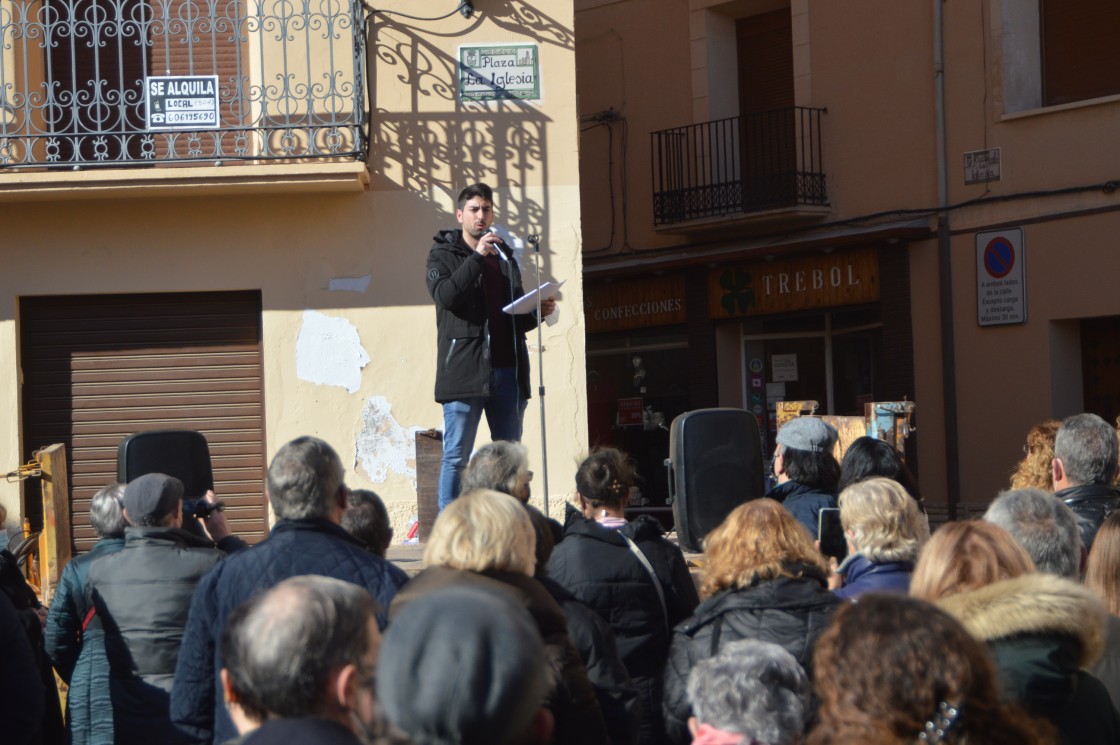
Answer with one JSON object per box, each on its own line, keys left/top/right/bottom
{"left": 832, "top": 477, "right": 924, "bottom": 599}
{"left": 390, "top": 489, "right": 610, "bottom": 745}
{"left": 1084, "top": 510, "right": 1120, "bottom": 709}
{"left": 911, "top": 520, "right": 1119, "bottom": 745}
{"left": 661, "top": 498, "right": 840, "bottom": 745}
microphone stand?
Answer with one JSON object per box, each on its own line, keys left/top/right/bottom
{"left": 527, "top": 234, "right": 550, "bottom": 518}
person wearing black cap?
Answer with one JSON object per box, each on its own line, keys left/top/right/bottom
{"left": 87, "top": 473, "right": 232, "bottom": 745}
{"left": 766, "top": 417, "right": 842, "bottom": 539}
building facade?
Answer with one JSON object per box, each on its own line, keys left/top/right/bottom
{"left": 1, "top": 0, "right": 586, "bottom": 549}
{"left": 577, "top": 0, "right": 1120, "bottom": 509}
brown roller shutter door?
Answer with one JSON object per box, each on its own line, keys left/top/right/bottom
{"left": 20, "top": 291, "right": 269, "bottom": 554}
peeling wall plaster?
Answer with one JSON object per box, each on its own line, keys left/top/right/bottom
{"left": 356, "top": 395, "right": 424, "bottom": 487}
{"left": 295, "top": 310, "right": 370, "bottom": 393}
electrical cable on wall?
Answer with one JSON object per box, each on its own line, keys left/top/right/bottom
{"left": 360, "top": 0, "right": 473, "bottom": 21}
{"left": 589, "top": 176, "right": 1120, "bottom": 262}
{"left": 580, "top": 108, "right": 630, "bottom": 254}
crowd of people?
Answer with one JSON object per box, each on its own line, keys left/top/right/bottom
{"left": 4, "top": 411, "right": 1120, "bottom": 745}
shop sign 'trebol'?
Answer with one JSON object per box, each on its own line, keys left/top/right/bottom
{"left": 709, "top": 247, "right": 879, "bottom": 318}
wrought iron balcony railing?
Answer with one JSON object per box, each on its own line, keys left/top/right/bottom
{"left": 651, "top": 107, "right": 827, "bottom": 225}
{"left": 0, "top": 0, "right": 365, "bottom": 168}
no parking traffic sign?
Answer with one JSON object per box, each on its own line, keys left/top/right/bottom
{"left": 976, "top": 228, "right": 1026, "bottom": 326}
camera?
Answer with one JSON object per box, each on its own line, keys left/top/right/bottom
{"left": 183, "top": 498, "right": 225, "bottom": 520}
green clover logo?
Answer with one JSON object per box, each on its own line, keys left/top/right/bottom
{"left": 719, "top": 269, "right": 755, "bottom": 315}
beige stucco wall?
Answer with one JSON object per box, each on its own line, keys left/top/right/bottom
{"left": 0, "top": 1, "right": 586, "bottom": 539}
{"left": 905, "top": 1, "right": 1120, "bottom": 506}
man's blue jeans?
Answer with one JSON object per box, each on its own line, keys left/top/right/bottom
{"left": 438, "top": 367, "right": 527, "bottom": 511}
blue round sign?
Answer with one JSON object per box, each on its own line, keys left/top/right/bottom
{"left": 983, "top": 237, "right": 1015, "bottom": 279}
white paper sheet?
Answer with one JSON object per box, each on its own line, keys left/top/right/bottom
{"left": 503, "top": 280, "right": 565, "bottom": 315}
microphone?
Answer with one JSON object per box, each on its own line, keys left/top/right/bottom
{"left": 487, "top": 227, "right": 510, "bottom": 262}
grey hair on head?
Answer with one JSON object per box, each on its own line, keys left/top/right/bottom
{"left": 1054, "top": 413, "right": 1119, "bottom": 487}
{"left": 220, "top": 575, "right": 378, "bottom": 722}
{"left": 461, "top": 440, "right": 530, "bottom": 499}
{"left": 984, "top": 487, "right": 1081, "bottom": 578}
{"left": 686, "top": 639, "right": 809, "bottom": 745}
{"left": 267, "top": 436, "right": 345, "bottom": 520}
{"left": 89, "top": 483, "right": 127, "bottom": 539}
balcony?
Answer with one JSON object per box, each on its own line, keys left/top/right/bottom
{"left": 650, "top": 107, "right": 828, "bottom": 227}
{"left": 0, "top": 0, "right": 366, "bottom": 178}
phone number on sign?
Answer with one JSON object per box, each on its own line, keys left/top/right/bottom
{"left": 165, "top": 111, "right": 217, "bottom": 123}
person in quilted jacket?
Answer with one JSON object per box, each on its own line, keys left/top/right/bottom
{"left": 43, "top": 483, "right": 127, "bottom": 745}
{"left": 662, "top": 499, "right": 839, "bottom": 744}
{"left": 171, "top": 436, "right": 409, "bottom": 745}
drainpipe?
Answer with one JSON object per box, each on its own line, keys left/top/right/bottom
{"left": 934, "top": 0, "right": 961, "bottom": 514}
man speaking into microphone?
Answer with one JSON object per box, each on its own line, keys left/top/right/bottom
{"left": 426, "top": 183, "right": 557, "bottom": 511}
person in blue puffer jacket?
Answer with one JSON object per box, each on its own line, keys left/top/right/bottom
{"left": 44, "top": 484, "right": 128, "bottom": 745}
{"left": 830, "top": 477, "right": 926, "bottom": 600}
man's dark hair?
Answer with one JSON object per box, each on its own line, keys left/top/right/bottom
{"left": 267, "top": 437, "right": 344, "bottom": 520}
{"left": 1054, "top": 413, "right": 1119, "bottom": 486}
{"left": 781, "top": 446, "right": 841, "bottom": 494}
{"left": 457, "top": 183, "right": 493, "bottom": 209}
{"left": 221, "top": 575, "right": 377, "bottom": 722}
{"left": 342, "top": 489, "right": 393, "bottom": 557}
{"left": 129, "top": 511, "right": 178, "bottom": 528}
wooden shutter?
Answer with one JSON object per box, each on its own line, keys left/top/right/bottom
{"left": 149, "top": 0, "right": 246, "bottom": 157}
{"left": 20, "top": 291, "right": 268, "bottom": 554}
{"left": 736, "top": 9, "right": 796, "bottom": 207}
{"left": 47, "top": 0, "right": 148, "bottom": 160}
{"left": 737, "top": 10, "right": 795, "bottom": 115}
{"left": 1041, "top": 0, "right": 1120, "bottom": 106}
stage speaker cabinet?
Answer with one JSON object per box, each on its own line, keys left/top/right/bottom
{"left": 117, "top": 429, "right": 215, "bottom": 498}
{"left": 667, "top": 408, "right": 765, "bottom": 553}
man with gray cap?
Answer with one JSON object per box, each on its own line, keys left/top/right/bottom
{"left": 87, "top": 473, "right": 235, "bottom": 745}
{"left": 378, "top": 584, "right": 554, "bottom": 745}
{"left": 766, "top": 417, "right": 841, "bottom": 538}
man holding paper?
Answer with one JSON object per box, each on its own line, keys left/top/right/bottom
{"left": 425, "top": 183, "right": 558, "bottom": 510}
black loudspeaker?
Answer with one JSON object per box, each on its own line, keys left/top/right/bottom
{"left": 116, "top": 429, "right": 214, "bottom": 498}
{"left": 667, "top": 408, "right": 766, "bottom": 553}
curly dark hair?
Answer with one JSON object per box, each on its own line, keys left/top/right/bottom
{"left": 808, "top": 594, "right": 1057, "bottom": 745}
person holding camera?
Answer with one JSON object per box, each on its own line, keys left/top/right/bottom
{"left": 86, "top": 473, "right": 241, "bottom": 745}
